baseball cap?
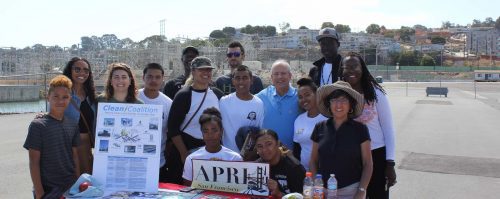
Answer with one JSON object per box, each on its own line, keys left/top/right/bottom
{"left": 191, "top": 56, "right": 215, "bottom": 69}
{"left": 182, "top": 46, "right": 199, "bottom": 55}
{"left": 316, "top": 27, "right": 340, "bottom": 42}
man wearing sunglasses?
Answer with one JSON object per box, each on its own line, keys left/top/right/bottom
{"left": 215, "top": 41, "right": 263, "bottom": 95}
{"left": 162, "top": 46, "right": 199, "bottom": 99}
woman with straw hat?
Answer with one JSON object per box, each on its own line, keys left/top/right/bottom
{"left": 309, "top": 81, "right": 373, "bottom": 199}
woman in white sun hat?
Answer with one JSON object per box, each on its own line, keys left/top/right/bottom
{"left": 309, "top": 81, "right": 373, "bottom": 199}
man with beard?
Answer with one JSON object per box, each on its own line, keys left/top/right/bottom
{"left": 215, "top": 41, "right": 263, "bottom": 95}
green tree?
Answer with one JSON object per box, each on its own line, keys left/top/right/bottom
{"left": 334, "top": 24, "right": 351, "bottom": 33}
{"left": 240, "top": 25, "right": 276, "bottom": 36}
{"left": 138, "top": 35, "right": 166, "bottom": 49}
{"left": 240, "top": 25, "right": 255, "bottom": 34}
{"left": 383, "top": 30, "right": 395, "bottom": 38}
{"left": 321, "top": 22, "right": 334, "bottom": 29}
{"left": 32, "top": 44, "right": 46, "bottom": 52}
{"left": 482, "top": 17, "right": 495, "bottom": 27}
{"left": 399, "top": 50, "right": 419, "bottom": 66}
{"left": 222, "top": 27, "right": 236, "bottom": 37}
{"left": 81, "top": 36, "right": 96, "bottom": 51}
{"left": 209, "top": 30, "right": 226, "bottom": 39}
{"left": 441, "top": 21, "right": 453, "bottom": 29}
{"left": 472, "top": 19, "right": 482, "bottom": 27}
{"left": 398, "top": 26, "right": 415, "bottom": 42}
{"left": 430, "top": 36, "right": 446, "bottom": 44}
{"left": 265, "top": 26, "right": 277, "bottom": 36}
{"left": 211, "top": 38, "right": 230, "bottom": 47}
{"left": 101, "top": 34, "right": 122, "bottom": 49}
{"left": 279, "top": 22, "right": 291, "bottom": 35}
{"left": 366, "top": 24, "right": 381, "bottom": 34}
{"left": 413, "top": 24, "right": 427, "bottom": 30}
{"left": 47, "top": 45, "right": 63, "bottom": 52}
{"left": 186, "top": 38, "right": 208, "bottom": 47}
{"left": 122, "top": 38, "right": 137, "bottom": 48}
{"left": 299, "top": 26, "right": 309, "bottom": 29}
{"left": 388, "top": 51, "right": 401, "bottom": 65}
{"left": 420, "top": 54, "right": 436, "bottom": 66}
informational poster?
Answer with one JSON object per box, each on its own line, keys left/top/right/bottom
{"left": 191, "top": 159, "right": 270, "bottom": 196}
{"left": 93, "top": 103, "right": 163, "bottom": 193}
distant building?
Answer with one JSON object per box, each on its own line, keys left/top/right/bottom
{"left": 340, "top": 33, "right": 400, "bottom": 52}
{"left": 412, "top": 44, "right": 445, "bottom": 53}
{"left": 474, "top": 70, "right": 500, "bottom": 81}
{"left": 414, "top": 28, "right": 428, "bottom": 44}
{"left": 466, "top": 27, "right": 498, "bottom": 56}
{"left": 256, "top": 29, "right": 319, "bottom": 49}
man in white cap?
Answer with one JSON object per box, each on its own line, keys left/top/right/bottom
{"left": 309, "top": 27, "right": 342, "bottom": 86}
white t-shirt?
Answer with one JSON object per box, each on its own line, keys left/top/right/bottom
{"left": 219, "top": 93, "right": 264, "bottom": 152}
{"left": 321, "top": 63, "right": 333, "bottom": 86}
{"left": 182, "top": 88, "right": 220, "bottom": 139}
{"left": 354, "top": 88, "right": 396, "bottom": 160}
{"left": 293, "top": 112, "right": 328, "bottom": 171}
{"left": 138, "top": 89, "right": 172, "bottom": 167}
{"left": 182, "top": 146, "right": 242, "bottom": 181}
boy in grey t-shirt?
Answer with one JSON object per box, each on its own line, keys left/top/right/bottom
{"left": 24, "top": 75, "right": 80, "bottom": 199}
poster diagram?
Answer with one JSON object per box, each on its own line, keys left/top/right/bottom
{"left": 93, "top": 103, "right": 163, "bottom": 193}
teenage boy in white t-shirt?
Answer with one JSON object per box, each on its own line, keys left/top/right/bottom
{"left": 219, "top": 65, "right": 264, "bottom": 152}
{"left": 138, "top": 63, "right": 172, "bottom": 182}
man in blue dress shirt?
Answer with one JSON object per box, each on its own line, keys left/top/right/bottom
{"left": 256, "top": 59, "right": 299, "bottom": 150}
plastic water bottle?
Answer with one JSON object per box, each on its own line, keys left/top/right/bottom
{"left": 303, "top": 172, "right": 313, "bottom": 199}
{"left": 326, "top": 174, "right": 337, "bottom": 199}
{"left": 313, "top": 174, "right": 324, "bottom": 199}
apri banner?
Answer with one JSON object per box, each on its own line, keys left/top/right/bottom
{"left": 191, "top": 159, "right": 270, "bottom": 196}
{"left": 93, "top": 103, "right": 163, "bottom": 193}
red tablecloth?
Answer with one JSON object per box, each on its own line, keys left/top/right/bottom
{"left": 159, "top": 183, "right": 270, "bottom": 199}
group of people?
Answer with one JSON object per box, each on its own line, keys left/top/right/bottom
{"left": 24, "top": 28, "right": 397, "bottom": 199}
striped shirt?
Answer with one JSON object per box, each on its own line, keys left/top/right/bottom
{"left": 23, "top": 114, "right": 80, "bottom": 188}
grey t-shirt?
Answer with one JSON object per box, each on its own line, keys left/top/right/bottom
{"left": 23, "top": 114, "right": 80, "bottom": 188}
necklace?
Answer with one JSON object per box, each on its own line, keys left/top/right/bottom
{"left": 321, "top": 68, "right": 332, "bottom": 85}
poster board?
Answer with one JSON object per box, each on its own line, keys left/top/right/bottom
{"left": 93, "top": 103, "right": 162, "bottom": 193}
{"left": 191, "top": 159, "right": 270, "bottom": 196}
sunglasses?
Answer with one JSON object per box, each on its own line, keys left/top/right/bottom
{"left": 73, "top": 67, "right": 90, "bottom": 74}
{"left": 226, "top": 52, "right": 241, "bottom": 58}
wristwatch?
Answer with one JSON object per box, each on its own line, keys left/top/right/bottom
{"left": 358, "top": 187, "right": 366, "bottom": 192}
{"left": 386, "top": 160, "right": 396, "bottom": 167}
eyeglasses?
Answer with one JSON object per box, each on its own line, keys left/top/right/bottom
{"left": 226, "top": 52, "right": 241, "bottom": 58}
{"left": 73, "top": 67, "right": 90, "bottom": 74}
{"left": 329, "top": 98, "right": 349, "bottom": 104}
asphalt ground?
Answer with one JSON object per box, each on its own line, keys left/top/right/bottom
{"left": 1, "top": 82, "right": 499, "bottom": 198}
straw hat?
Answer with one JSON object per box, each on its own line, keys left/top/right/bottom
{"left": 316, "top": 81, "right": 364, "bottom": 118}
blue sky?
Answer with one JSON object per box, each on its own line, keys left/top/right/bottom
{"left": 0, "top": 0, "right": 498, "bottom": 48}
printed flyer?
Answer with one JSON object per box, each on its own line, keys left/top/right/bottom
{"left": 93, "top": 103, "right": 163, "bottom": 193}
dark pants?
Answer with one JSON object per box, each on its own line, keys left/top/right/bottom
{"left": 164, "top": 134, "right": 204, "bottom": 184}
{"left": 159, "top": 164, "right": 169, "bottom": 183}
{"left": 33, "top": 185, "right": 66, "bottom": 199}
{"left": 367, "top": 147, "right": 390, "bottom": 199}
